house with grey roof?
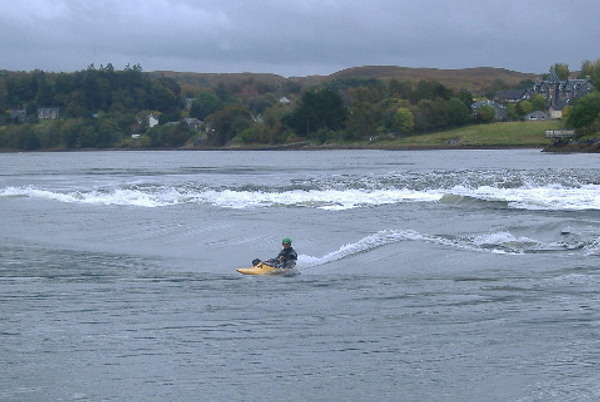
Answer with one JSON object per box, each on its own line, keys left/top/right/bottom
{"left": 529, "top": 78, "right": 595, "bottom": 117}
{"left": 494, "top": 77, "right": 595, "bottom": 119}
{"left": 494, "top": 89, "right": 530, "bottom": 103}
{"left": 472, "top": 100, "right": 507, "bottom": 121}
{"left": 524, "top": 110, "right": 551, "bottom": 121}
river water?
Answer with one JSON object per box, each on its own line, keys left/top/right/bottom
{"left": 1, "top": 149, "right": 599, "bottom": 401}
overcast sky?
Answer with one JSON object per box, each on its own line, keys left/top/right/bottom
{"left": 2, "top": 0, "right": 599, "bottom": 77}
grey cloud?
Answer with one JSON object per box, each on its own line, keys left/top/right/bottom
{"left": 1, "top": 0, "right": 599, "bottom": 76}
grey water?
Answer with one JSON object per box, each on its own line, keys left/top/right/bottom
{"left": 1, "top": 149, "right": 600, "bottom": 401}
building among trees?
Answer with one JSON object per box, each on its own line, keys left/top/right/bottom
{"left": 37, "top": 107, "right": 59, "bottom": 120}
{"left": 494, "top": 76, "right": 595, "bottom": 119}
{"left": 530, "top": 78, "right": 595, "bottom": 118}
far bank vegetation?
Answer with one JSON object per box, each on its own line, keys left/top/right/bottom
{"left": 1, "top": 60, "right": 599, "bottom": 151}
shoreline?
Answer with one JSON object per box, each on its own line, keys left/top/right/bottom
{"left": 2, "top": 140, "right": 599, "bottom": 153}
{"left": 2, "top": 144, "right": 550, "bottom": 153}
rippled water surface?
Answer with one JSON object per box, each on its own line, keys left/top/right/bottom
{"left": 1, "top": 150, "right": 600, "bottom": 401}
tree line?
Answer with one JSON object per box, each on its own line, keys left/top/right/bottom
{"left": 1, "top": 60, "right": 600, "bottom": 151}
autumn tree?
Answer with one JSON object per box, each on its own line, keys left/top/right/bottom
{"left": 393, "top": 108, "right": 415, "bottom": 135}
{"left": 580, "top": 59, "right": 600, "bottom": 88}
{"left": 551, "top": 63, "right": 570, "bottom": 80}
{"left": 345, "top": 86, "right": 383, "bottom": 140}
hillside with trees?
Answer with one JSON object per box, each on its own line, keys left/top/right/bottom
{"left": 1, "top": 61, "right": 599, "bottom": 151}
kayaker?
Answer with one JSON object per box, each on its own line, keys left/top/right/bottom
{"left": 254, "top": 237, "right": 298, "bottom": 268}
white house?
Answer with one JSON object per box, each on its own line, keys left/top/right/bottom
{"left": 524, "top": 110, "right": 551, "bottom": 121}
{"left": 148, "top": 114, "right": 159, "bottom": 128}
{"left": 37, "top": 107, "right": 59, "bottom": 120}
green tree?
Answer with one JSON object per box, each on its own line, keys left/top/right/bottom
{"left": 410, "top": 80, "right": 453, "bottom": 103}
{"left": 206, "top": 104, "right": 252, "bottom": 145}
{"left": 148, "top": 123, "right": 192, "bottom": 147}
{"left": 0, "top": 75, "right": 8, "bottom": 113}
{"left": 6, "top": 73, "right": 34, "bottom": 105}
{"left": 505, "top": 103, "right": 520, "bottom": 121}
{"left": 34, "top": 120, "right": 62, "bottom": 149}
{"left": 551, "top": 63, "right": 570, "bottom": 80}
{"left": 475, "top": 105, "right": 495, "bottom": 123}
{"left": 530, "top": 94, "right": 548, "bottom": 111}
{"left": 60, "top": 119, "right": 78, "bottom": 148}
{"left": 260, "top": 103, "right": 293, "bottom": 143}
{"left": 456, "top": 88, "right": 474, "bottom": 111}
{"left": 77, "top": 124, "right": 98, "bottom": 148}
{"left": 346, "top": 101, "right": 378, "bottom": 140}
{"left": 580, "top": 59, "right": 600, "bottom": 88}
{"left": 10, "top": 124, "right": 40, "bottom": 150}
{"left": 414, "top": 98, "right": 449, "bottom": 131}
{"left": 239, "top": 124, "right": 269, "bottom": 144}
{"left": 388, "top": 79, "right": 412, "bottom": 99}
{"left": 566, "top": 92, "right": 600, "bottom": 130}
{"left": 81, "top": 66, "right": 100, "bottom": 112}
{"left": 190, "top": 91, "right": 221, "bottom": 120}
{"left": 33, "top": 70, "right": 55, "bottom": 107}
{"left": 95, "top": 117, "right": 121, "bottom": 147}
{"left": 284, "top": 88, "right": 346, "bottom": 137}
{"left": 446, "top": 97, "right": 470, "bottom": 126}
{"left": 393, "top": 108, "right": 415, "bottom": 135}
{"left": 345, "top": 86, "right": 382, "bottom": 139}
{"left": 151, "top": 82, "right": 180, "bottom": 121}
{"left": 515, "top": 100, "right": 533, "bottom": 117}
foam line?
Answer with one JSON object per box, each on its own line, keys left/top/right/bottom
{"left": 3, "top": 181, "right": 600, "bottom": 211}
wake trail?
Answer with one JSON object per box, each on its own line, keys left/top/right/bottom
{"left": 297, "top": 229, "right": 486, "bottom": 268}
{"left": 297, "top": 229, "right": 597, "bottom": 268}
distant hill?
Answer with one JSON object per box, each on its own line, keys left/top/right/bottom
{"left": 325, "top": 66, "right": 539, "bottom": 94}
{"left": 150, "top": 66, "right": 540, "bottom": 96}
{"left": 148, "top": 71, "right": 289, "bottom": 94}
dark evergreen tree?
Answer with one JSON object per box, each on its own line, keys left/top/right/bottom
{"left": 284, "top": 88, "right": 346, "bottom": 137}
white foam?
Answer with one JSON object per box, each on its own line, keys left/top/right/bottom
{"left": 473, "top": 232, "right": 543, "bottom": 248}
{"left": 299, "top": 226, "right": 600, "bottom": 268}
{"left": 582, "top": 237, "right": 600, "bottom": 256}
{"left": 0, "top": 186, "right": 179, "bottom": 208}
{"left": 2, "top": 181, "right": 600, "bottom": 211}
{"left": 297, "top": 229, "right": 524, "bottom": 268}
{"left": 0, "top": 185, "right": 443, "bottom": 210}
{"left": 448, "top": 184, "right": 600, "bottom": 211}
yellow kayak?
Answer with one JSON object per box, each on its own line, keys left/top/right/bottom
{"left": 236, "top": 262, "right": 300, "bottom": 276}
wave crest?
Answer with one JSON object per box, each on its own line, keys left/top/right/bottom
{"left": 2, "top": 181, "right": 600, "bottom": 211}
{"left": 298, "top": 229, "right": 597, "bottom": 268}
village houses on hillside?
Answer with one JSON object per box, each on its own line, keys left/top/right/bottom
{"left": 492, "top": 76, "right": 595, "bottom": 120}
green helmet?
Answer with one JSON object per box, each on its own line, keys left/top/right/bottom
{"left": 282, "top": 237, "right": 292, "bottom": 245}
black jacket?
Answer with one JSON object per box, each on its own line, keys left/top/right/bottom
{"left": 277, "top": 247, "right": 298, "bottom": 268}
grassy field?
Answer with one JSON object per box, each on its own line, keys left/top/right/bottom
{"left": 216, "top": 120, "right": 563, "bottom": 150}
{"left": 365, "top": 120, "right": 561, "bottom": 149}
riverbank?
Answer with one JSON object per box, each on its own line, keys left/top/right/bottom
{"left": 3, "top": 120, "right": 597, "bottom": 153}
{"left": 214, "top": 121, "right": 562, "bottom": 151}
{"left": 542, "top": 139, "right": 600, "bottom": 153}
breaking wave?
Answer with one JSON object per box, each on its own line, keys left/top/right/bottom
{"left": 2, "top": 180, "right": 600, "bottom": 211}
